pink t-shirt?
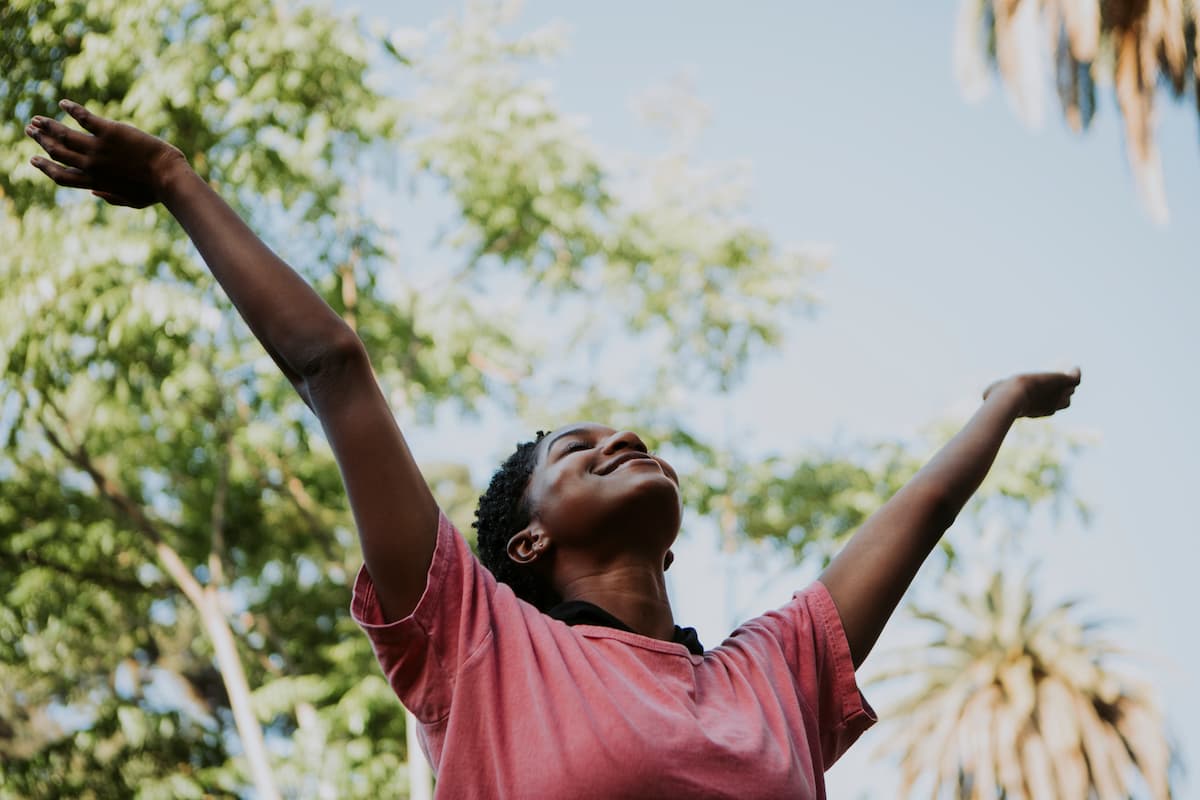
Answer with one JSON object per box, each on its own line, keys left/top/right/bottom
{"left": 351, "top": 512, "right": 875, "bottom": 799}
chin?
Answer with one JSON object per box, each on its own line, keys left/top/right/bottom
{"left": 621, "top": 477, "right": 682, "bottom": 533}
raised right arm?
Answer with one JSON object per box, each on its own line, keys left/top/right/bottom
{"left": 27, "top": 100, "right": 437, "bottom": 620}
{"left": 156, "top": 153, "right": 438, "bottom": 621}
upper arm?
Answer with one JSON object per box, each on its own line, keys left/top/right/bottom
{"left": 305, "top": 337, "right": 439, "bottom": 622}
{"left": 818, "top": 481, "right": 951, "bottom": 668}
{"left": 730, "top": 590, "right": 876, "bottom": 765}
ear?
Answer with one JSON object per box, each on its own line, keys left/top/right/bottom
{"left": 663, "top": 550, "right": 675, "bottom": 572}
{"left": 507, "top": 526, "right": 550, "bottom": 566}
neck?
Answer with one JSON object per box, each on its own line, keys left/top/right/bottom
{"left": 557, "top": 561, "right": 675, "bottom": 641}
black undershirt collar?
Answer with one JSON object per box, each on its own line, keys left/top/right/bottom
{"left": 547, "top": 600, "right": 705, "bottom": 656}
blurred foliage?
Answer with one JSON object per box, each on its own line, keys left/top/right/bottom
{"left": 1, "top": 0, "right": 1090, "bottom": 796}
{"left": 687, "top": 421, "right": 1089, "bottom": 567}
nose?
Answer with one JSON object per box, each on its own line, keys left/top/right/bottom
{"left": 602, "top": 430, "right": 648, "bottom": 454}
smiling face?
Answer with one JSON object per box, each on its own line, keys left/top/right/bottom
{"left": 508, "top": 422, "right": 682, "bottom": 578}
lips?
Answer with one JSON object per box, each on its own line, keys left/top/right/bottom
{"left": 598, "top": 451, "right": 655, "bottom": 475}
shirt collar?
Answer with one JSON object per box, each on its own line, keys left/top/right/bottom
{"left": 547, "top": 600, "right": 705, "bottom": 656}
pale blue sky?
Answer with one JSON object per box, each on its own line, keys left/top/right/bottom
{"left": 340, "top": 1, "right": 1200, "bottom": 795}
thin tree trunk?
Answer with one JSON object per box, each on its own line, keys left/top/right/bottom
{"left": 40, "top": 409, "right": 281, "bottom": 800}
{"left": 155, "top": 545, "right": 281, "bottom": 800}
{"left": 202, "top": 589, "right": 281, "bottom": 799}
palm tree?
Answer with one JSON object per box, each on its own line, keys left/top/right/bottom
{"left": 954, "top": 0, "right": 1199, "bottom": 224}
{"left": 873, "top": 567, "right": 1174, "bottom": 798}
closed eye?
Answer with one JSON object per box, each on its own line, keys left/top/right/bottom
{"left": 562, "top": 439, "right": 593, "bottom": 455}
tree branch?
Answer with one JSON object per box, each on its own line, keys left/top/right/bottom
{"left": 38, "top": 397, "right": 207, "bottom": 609}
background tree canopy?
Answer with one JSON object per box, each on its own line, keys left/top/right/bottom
{"left": 0, "top": 1, "right": 1171, "bottom": 797}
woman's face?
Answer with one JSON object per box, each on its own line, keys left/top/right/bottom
{"left": 516, "top": 422, "right": 682, "bottom": 569}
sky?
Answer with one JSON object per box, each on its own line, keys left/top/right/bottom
{"left": 339, "top": 2, "right": 1200, "bottom": 796}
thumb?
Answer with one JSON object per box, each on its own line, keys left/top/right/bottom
{"left": 91, "top": 189, "right": 133, "bottom": 207}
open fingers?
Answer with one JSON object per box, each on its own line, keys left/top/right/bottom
{"left": 26, "top": 117, "right": 93, "bottom": 170}
{"left": 33, "top": 115, "right": 94, "bottom": 151}
{"left": 30, "top": 156, "right": 94, "bottom": 190}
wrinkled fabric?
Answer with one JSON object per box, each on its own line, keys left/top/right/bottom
{"left": 352, "top": 512, "right": 875, "bottom": 799}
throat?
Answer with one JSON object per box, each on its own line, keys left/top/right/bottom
{"left": 557, "top": 571, "right": 676, "bottom": 642}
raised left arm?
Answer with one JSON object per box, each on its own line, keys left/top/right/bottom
{"left": 819, "top": 368, "right": 1080, "bottom": 668}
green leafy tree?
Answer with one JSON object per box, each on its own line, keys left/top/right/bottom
{"left": 1, "top": 1, "right": 1109, "bottom": 797}
{"left": 2, "top": 1, "right": 412, "bottom": 796}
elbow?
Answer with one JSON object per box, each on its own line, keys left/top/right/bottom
{"left": 301, "top": 327, "right": 365, "bottom": 375}
{"left": 900, "top": 482, "right": 960, "bottom": 533}
{"left": 299, "top": 327, "right": 370, "bottom": 389}
{"left": 890, "top": 482, "right": 961, "bottom": 533}
{"left": 929, "top": 491, "right": 962, "bottom": 532}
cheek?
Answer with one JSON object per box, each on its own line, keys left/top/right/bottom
{"left": 531, "top": 469, "right": 612, "bottom": 539}
{"left": 547, "top": 473, "right": 598, "bottom": 515}
{"left": 530, "top": 469, "right": 587, "bottom": 522}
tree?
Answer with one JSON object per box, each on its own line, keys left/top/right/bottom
{"left": 953, "top": 0, "right": 1200, "bottom": 224}
{"left": 872, "top": 563, "right": 1175, "bottom": 798}
{"left": 0, "top": 1, "right": 1114, "bottom": 796}
{"left": 2, "top": 0, "right": 411, "bottom": 796}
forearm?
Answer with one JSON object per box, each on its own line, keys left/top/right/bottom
{"left": 820, "top": 384, "right": 1025, "bottom": 666}
{"left": 904, "top": 381, "right": 1025, "bottom": 524}
{"left": 156, "top": 157, "right": 354, "bottom": 380}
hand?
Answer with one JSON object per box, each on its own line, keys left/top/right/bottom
{"left": 25, "top": 99, "right": 187, "bottom": 208}
{"left": 983, "top": 367, "right": 1081, "bottom": 418}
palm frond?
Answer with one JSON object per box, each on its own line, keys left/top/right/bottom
{"left": 960, "top": 0, "right": 1199, "bottom": 223}
{"left": 873, "top": 565, "right": 1174, "bottom": 797}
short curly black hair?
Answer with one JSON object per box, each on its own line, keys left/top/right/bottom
{"left": 473, "top": 431, "right": 562, "bottom": 611}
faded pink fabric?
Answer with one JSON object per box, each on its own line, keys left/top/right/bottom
{"left": 351, "top": 512, "right": 875, "bottom": 799}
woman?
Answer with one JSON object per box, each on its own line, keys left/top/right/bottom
{"left": 26, "top": 101, "right": 1080, "bottom": 798}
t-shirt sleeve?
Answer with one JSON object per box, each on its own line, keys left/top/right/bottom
{"left": 737, "top": 579, "right": 877, "bottom": 769}
{"left": 349, "top": 511, "right": 499, "bottom": 724}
